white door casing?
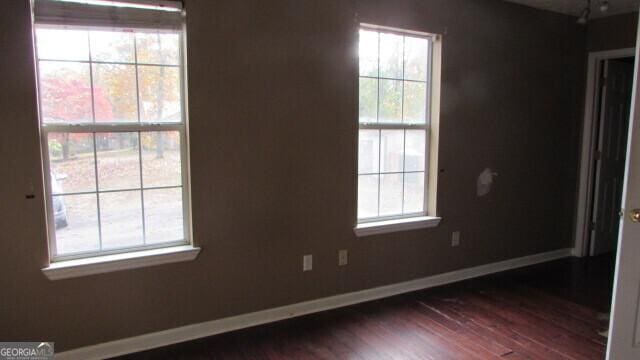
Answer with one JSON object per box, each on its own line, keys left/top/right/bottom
{"left": 591, "top": 59, "right": 634, "bottom": 256}
{"left": 607, "top": 13, "right": 640, "bottom": 359}
{"left": 574, "top": 48, "right": 635, "bottom": 258}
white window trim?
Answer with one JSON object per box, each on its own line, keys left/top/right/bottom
{"left": 354, "top": 216, "right": 441, "bottom": 237}
{"left": 34, "top": 13, "right": 195, "bottom": 269}
{"left": 355, "top": 24, "right": 442, "bottom": 234}
{"left": 42, "top": 245, "right": 201, "bottom": 280}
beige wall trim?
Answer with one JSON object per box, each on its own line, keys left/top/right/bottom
{"left": 56, "top": 248, "right": 572, "bottom": 360}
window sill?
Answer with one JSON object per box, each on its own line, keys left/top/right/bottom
{"left": 42, "top": 245, "right": 201, "bottom": 281}
{"left": 354, "top": 216, "right": 442, "bottom": 237}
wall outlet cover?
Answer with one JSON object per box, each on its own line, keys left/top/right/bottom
{"left": 338, "top": 250, "right": 348, "bottom": 266}
{"left": 452, "top": 231, "right": 461, "bottom": 247}
{"left": 303, "top": 255, "right": 313, "bottom": 271}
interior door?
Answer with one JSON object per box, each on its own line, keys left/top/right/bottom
{"left": 591, "top": 58, "right": 634, "bottom": 256}
{"left": 607, "top": 18, "right": 640, "bottom": 359}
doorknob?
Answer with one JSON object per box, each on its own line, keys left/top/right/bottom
{"left": 630, "top": 209, "right": 640, "bottom": 222}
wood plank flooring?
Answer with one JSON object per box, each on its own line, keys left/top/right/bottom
{"left": 117, "top": 255, "right": 615, "bottom": 359}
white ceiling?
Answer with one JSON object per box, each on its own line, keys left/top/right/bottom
{"left": 504, "top": 0, "right": 639, "bottom": 18}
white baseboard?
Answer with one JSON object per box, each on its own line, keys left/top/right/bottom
{"left": 57, "top": 248, "right": 572, "bottom": 360}
{"left": 571, "top": 246, "right": 586, "bottom": 257}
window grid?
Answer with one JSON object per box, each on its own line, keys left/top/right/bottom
{"left": 92, "top": 134, "right": 103, "bottom": 252}
{"left": 133, "top": 34, "right": 147, "bottom": 247}
{"left": 52, "top": 184, "right": 182, "bottom": 197}
{"left": 359, "top": 75, "right": 427, "bottom": 83}
{"left": 36, "top": 25, "right": 189, "bottom": 261}
{"left": 36, "top": 58, "right": 180, "bottom": 67}
{"left": 359, "top": 170, "right": 425, "bottom": 177}
{"left": 400, "top": 35, "right": 406, "bottom": 219}
{"left": 358, "top": 26, "right": 432, "bottom": 223}
{"left": 376, "top": 30, "right": 382, "bottom": 220}
{"left": 87, "top": 33, "right": 103, "bottom": 252}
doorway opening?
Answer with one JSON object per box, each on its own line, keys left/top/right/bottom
{"left": 575, "top": 49, "right": 635, "bottom": 259}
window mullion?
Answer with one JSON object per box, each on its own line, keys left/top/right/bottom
{"left": 376, "top": 32, "right": 382, "bottom": 218}
{"left": 37, "top": 58, "right": 180, "bottom": 68}
{"left": 92, "top": 133, "right": 104, "bottom": 251}
{"left": 87, "top": 31, "right": 96, "bottom": 123}
{"left": 138, "top": 131, "right": 147, "bottom": 245}
{"left": 54, "top": 184, "right": 182, "bottom": 197}
{"left": 359, "top": 123, "right": 426, "bottom": 130}
{"left": 86, "top": 32, "right": 105, "bottom": 252}
{"left": 400, "top": 35, "right": 406, "bottom": 215}
{"left": 41, "top": 123, "right": 184, "bottom": 133}
{"left": 133, "top": 33, "right": 148, "bottom": 245}
{"left": 134, "top": 32, "right": 142, "bottom": 124}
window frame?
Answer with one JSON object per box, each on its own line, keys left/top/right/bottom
{"left": 35, "top": 23, "right": 192, "bottom": 262}
{"left": 357, "top": 24, "right": 436, "bottom": 225}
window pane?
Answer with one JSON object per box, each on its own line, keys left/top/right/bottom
{"left": 358, "top": 130, "right": 379, "bottom": 174}
{"left": 403, "top": 81, "right": 427, "bottom": 124}
{"left": 141, "top": 131, "right": 182, "bottom": 188}
{"left": 405, "top": 130, "right": 426, "bottom": 172}
{"left": 136, "top": 32, "right": 180, "bottom": 65}
{"left": 144, "top": 188, "right": 183, "bottom": 243}
{"left": 403, "top": 172, "right": 425, "bottom": 214}
{"left": 379, "top": 79, "right": 402, "bottom": 123}
{"left": 48, "top": 133, "right": 96, "bottom": 194}
{"left": 379, "top": 173, "right": 403, "bottom": 216}
{"left": 36, "top": 28, "right": 89, "bottom": 61}
{"left": 404, "top": 36, "right": 429, "bottom": 81}
{"left": 90, "top": 30, "right": 135, "bottom": 63}
{"left": 359, "top": 29, "right": 378, "bottom": 77}
{"left": 359, "top": 77, "right": 378, "bottom": 123}
{"left": 138, "top": 66, "right": 182, "bottom": 122}
{"left": 379, "top": 33, "right": 403, "bottom": 79}
{"left": 93, "top": 64, "right": 138, "bottom": 123}
{"left": 358, "top": 175, "right": 378, "bottom": 219}
{"left": 100, "top": 191, "right": 144, "bottom": 249}
{"left": 54, "top": 194, "right": 100, "bottom": 255}
{"left": 380, "top": 130, "right": 404, "bottom": 173}
{"left": 37, "top": 25, "right": 189, "bottom": 259}
{"left": 39, "top": 61, "right": 92, "bottom": 124}
{"left": 96, "top": 132, "right": 141, "bottom": 191}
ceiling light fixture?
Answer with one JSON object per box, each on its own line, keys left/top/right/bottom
{"left": 577, "top": 0, "right": 591, "bottom": 25}
{"left": 599, "top": 0, "right": 610, "bottom": 12}
{"left": 578, "top": 0, "right": 610, "bottom": 25}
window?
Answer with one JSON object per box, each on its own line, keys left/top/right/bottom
{"left": 34, "top": 0, "right": 191, "bottom": 262}
{"left": 357, "top": 26, "right": 438, "bottom": 227}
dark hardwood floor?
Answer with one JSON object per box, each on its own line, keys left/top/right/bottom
{"left": 117, "top": 254, "right": 616, "bottom": 359}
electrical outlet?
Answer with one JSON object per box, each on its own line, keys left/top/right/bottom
{"left": 338, "top": 249, "right": 348, "bottom": 266}
{"left": 451, "top": 231, "right": 461, "bottom": 247}
{"left": 303, "top": 254, "right": 313, "bottom": 271}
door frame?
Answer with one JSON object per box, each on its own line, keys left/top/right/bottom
{"left": 574, "top": 47, "right": 636, "bottom": 257}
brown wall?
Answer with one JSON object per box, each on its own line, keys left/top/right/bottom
{"left": 0, "top": 0, "right": 586, "bottom": 351}
{"left": 587, "top": 12, "right": 638, "bottom": 52}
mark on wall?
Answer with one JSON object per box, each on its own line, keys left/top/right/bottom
{"left": 477, "top": 168, "right": 498, "bottom": 197}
